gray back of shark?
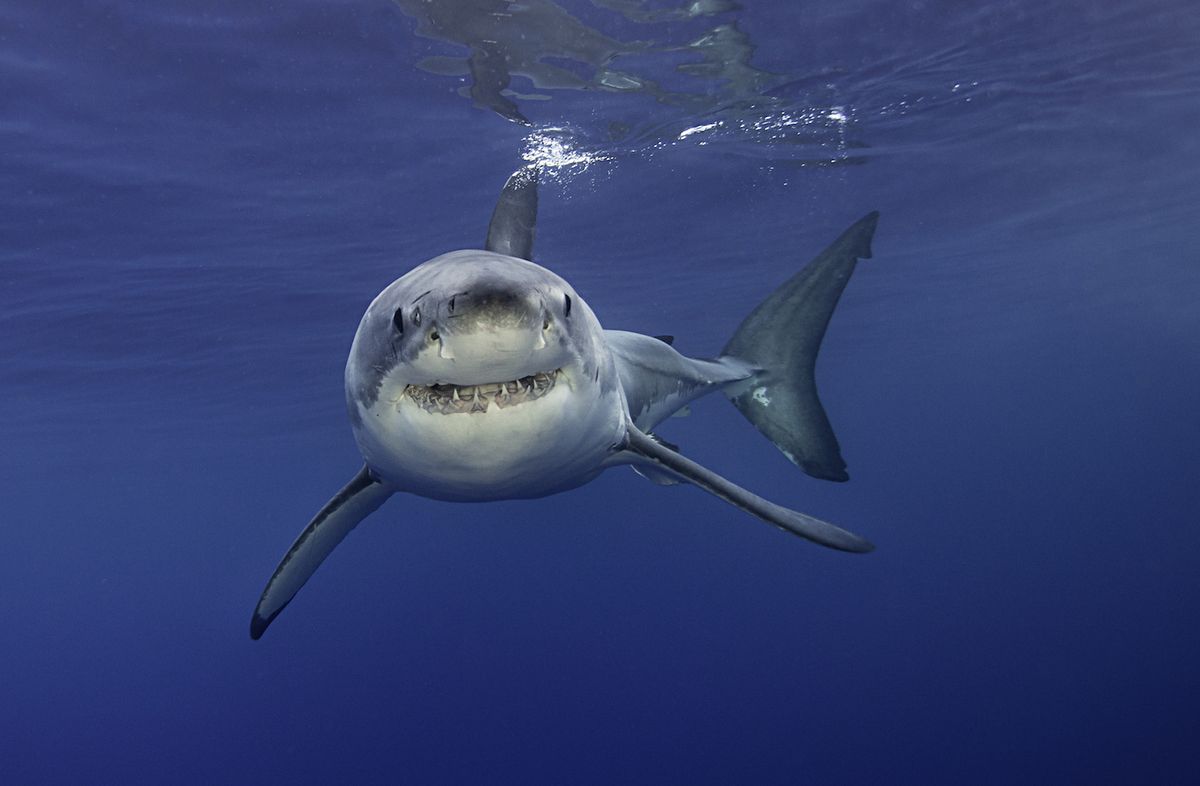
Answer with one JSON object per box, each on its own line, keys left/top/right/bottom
{"left": 251, "top": 168, "right": 882, "bottom": 639}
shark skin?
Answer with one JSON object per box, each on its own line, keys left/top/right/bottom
{"left": 251, "top": 168, "right": 881, "bottom": 640}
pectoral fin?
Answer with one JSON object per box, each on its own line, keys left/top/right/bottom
{"left": 250, "top": 466, "right": 392, "bottom": 639}
{"left": 621, "top": 425, "right": 873, "bottom": 553}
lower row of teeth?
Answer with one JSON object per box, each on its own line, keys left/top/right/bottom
{"left": 405, "top": 370, "right": 559, "bottom": 414}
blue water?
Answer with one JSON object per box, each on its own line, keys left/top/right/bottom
{"left": 4, "top": 0, "right": 1199, "bottom": 782}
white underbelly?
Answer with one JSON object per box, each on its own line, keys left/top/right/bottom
{"left": 353, "top": 380, "right": 625, "bottom": 501}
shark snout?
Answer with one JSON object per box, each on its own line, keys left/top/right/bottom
{"left": 443, "top": 286, "right": 544, "bottom": 330}
{"left": 432, "top": 285, "right": 551, "bottom": 365}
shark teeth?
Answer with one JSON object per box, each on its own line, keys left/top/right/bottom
{"left": 404, "top": 370, "right": 561, "bottom": 415}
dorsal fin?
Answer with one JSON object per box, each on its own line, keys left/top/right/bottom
{"left": 485, "top": 167, "right": 538, "bottom": 261}
{"left": 654, "top": 335, "right": 675, "bottom": 345}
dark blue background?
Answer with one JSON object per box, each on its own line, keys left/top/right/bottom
{"left": 3, "top": 1, "right": 1198, "bottom": 783}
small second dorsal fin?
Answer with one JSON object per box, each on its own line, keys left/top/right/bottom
{"left": 485, "top": 167, "right": 538, "bottom": 261}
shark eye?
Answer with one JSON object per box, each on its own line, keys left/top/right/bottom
{"left": 412, "top": 307, "right": 422, "bottom": 326}
{"left": 428, "top": 329, "right": 439, "bottom": 343}
{"left": 563, "top": 293, "right": 572, "bottom": 318}
{"left": 392, "top": 308, "right": 404, "bottom": 334}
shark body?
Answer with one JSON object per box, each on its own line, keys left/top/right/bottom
{"left": 251, "top": 170, "right": 881, "bottom": 639}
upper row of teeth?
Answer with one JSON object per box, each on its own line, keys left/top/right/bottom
{"left": 434, "top": 371, "right": 555, "bottom": 398}
{"left": 405, "top": 370, "right": 560, "bottom": 413}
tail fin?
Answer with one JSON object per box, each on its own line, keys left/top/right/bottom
{"left": 722, "top": 212, "right": 880, "bottom": 482}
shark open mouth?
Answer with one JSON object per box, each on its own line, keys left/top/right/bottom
{"left": 405, "top": 369, "right": 561, "bottom": 414}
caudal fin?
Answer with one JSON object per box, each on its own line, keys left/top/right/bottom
{"left": 722, "top": 212, "right": 880, "bottom": 482}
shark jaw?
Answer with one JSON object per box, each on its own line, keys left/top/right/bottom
{"left": 358, "top": 360, "right": 625, "bottom": 502}
{"left": 403, "top": 369, "right": 562, "bottom": 415}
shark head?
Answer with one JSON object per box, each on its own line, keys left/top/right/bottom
{"left": 346, "top": 249, "right": 627, "bottom": 500}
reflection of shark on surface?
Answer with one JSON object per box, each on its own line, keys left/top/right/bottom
{"left": 391, "top": 0, "right": 866, "bottom": 164}
{"left": 393, "top": 0, "right": 775, "bottom": 126}
{"left": 250, "top": 170, "right": 881, "bottom": 639}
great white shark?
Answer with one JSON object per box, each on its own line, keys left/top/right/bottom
{"left": 251, "top": 169, "right": 880, "bottom": 639}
